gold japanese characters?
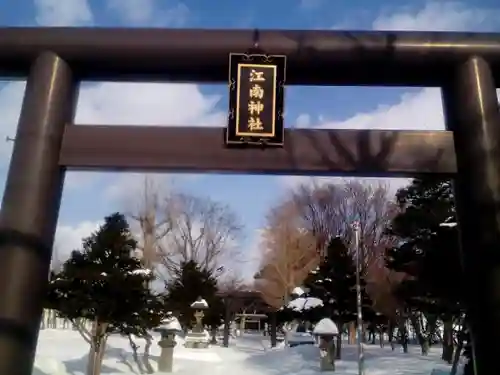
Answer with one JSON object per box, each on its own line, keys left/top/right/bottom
{"left": 226, "top": 53, "right": 286, "bottom": 147}
{"left": 247, "top": 69, "right": 266, "bottom": 131}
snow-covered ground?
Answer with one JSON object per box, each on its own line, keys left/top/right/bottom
{"left": 33, "top": 330, "right": 456, "bottom": 375}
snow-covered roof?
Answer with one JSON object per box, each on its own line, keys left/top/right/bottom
{"left": 287, "top": 297, "right": 323, "bottom": 311}
{"left": 313, "top": 318, "right": 339, "bottom": 335}
{"left": 159, "top": 317, "right": 182, "bottom": 332}
{"left": 191, "top": 298, "right": 209, "bottom": 309}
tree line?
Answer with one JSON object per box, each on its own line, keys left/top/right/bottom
{"left": 46, "top": 177, "right": 247, "bottom": 375}
{"left": 255, "top": 178, "right": 469, "bottom": 374}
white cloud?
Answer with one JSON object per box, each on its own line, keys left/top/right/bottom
{"left": 64, "top": 172, "right": 104, "bottom": 191}
{"left": 34, "top": 0, "right": 93, "bottom": 26}
{"left": 317, "top": 88, "right": 444, "bottom": 130}
{"left": 373, "top": 2, "right": 499, "bottom": 31}
{"left": 75, "top": 82, "right": 224, "bottom": 200}
{"left": 295, "top": 114, "right": 312, "bottom": 128}
{"left": 0, "top": 80, "right": 224, "bottom": 189}
{"left": 106, "top": 0, "right": 189, "bottom": 27}
{"left": 279, "top": 88, "right": 445, "bottom": 189}
{"left": 76, "top": 82, "right": 224, "bottom": 126}
{"left": 283, "top": 86, "right": 500, "bottom": 190}
{"left": 0, "top": 80, "right": 225, "bottom": 270}
{"left": 299, "top": 1, "right": 500, "bottom": 192}
{"left": 53, "top": 220, "right": 101, "bottom": 263}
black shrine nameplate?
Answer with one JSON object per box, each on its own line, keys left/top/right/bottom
{"left": 226, "top": 53, "right": 286, "bottom": 147}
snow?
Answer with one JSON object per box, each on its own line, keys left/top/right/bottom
{"left": 185, "top": 329, "right": 211, "bottom": 344}
{"left": 292, "top": 287, "right": 305, "bottom": 296}
{"left": 313, "top": 318, "right": 339, "bottom": 335}
{"left": 98, "top": 268, "right": 152, "bottom": 277}
{"left": 287, "top": 297, "right": 323, "bottom": 311}
{"left": 191, "top": 299, "right": 209, "bottom": 309}
{"left": 128, "top": 268, "right": 152, "bottom": 276}
{"left": 32, "top": 328, "right": 460, "bottom": 375}
{"left": 160, "top": 316, "right": 182, "bottom": 332}
{"left": 440, "top": 217, "right": 457, "bottom": 228}
{"left": 439, "top": 222, "right": 457, "bottom": 228}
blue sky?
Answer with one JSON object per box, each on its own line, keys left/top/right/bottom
{"left": 0, "top": 0, "right": 499, "bottom": 280}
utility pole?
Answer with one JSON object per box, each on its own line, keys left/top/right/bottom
{"left": 353, "top": 221, "right": 365, "bottom": 375}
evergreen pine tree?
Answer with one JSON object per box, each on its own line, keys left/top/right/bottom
{"left": 165, "top": 260, "right": 223, "bottom": 330}
{"left": 304, "top": 237, "right": 372, "bottom": 323}
{"left": 303, "top": 236, "right": 373, "bottom": 358}
{"left": 386, "top": 178, "right": 462, "bottom": 313}
{"left": 385, "top": 178, "right": 466, "bottom": 364}
{"left": 47, "top": 212, "right": 166, "bottom": 375}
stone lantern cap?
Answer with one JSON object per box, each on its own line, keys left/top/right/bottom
{"left": 157, "top": 316, "right": 183, "bottom": 333}
{"left": 154, "top": 312, "right": 182, "bottom": 336}
{"left": 190, "top": 296, "right": 209, "bottom": 310}
{"left": 313, "top": 318, "right": 339, "bottom": 337}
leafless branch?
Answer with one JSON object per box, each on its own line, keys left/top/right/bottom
{"left": 71, "top": 318, "right": 92, "bottom": 344}
{"left": 290, "top": 180, "right": 398, "bottom": 275}
{"left": 157, "top": 192, "right": 243, "bottom": 277}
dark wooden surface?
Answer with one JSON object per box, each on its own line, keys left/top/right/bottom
{"left": 60, "top": 125, "right": 456, "bottom": 176}
{"left": 1, "top": 28, "right": 500, "bottom": 85}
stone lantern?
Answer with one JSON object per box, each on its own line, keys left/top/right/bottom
{"left": 313, "top": 318, "right": 339, "bottom": 372}
{"left": 191, "top": 297, "right": 208, "bottom": 332}
{"left": 184, "top": 297, "right": 210, "bottom": 348}
{"left": 154, "top": 316, "right": 182, "bottom": 373}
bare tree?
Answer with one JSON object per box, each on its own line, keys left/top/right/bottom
{"left": 290, "top": 180, "right": 397, "bottom": 275}
{"left": 218, "top": 272, "right": 246, "bottom": 292}
{"left": 127, "top": 176, "right": 173, "bottom": 284}
{"left": 254, "top": 201, "right": 319, "bottom": 309}
{"left": 157, "top": 192, "right": 243, "bottom": 277}
{"left": 126, "top": 176, "right": 171, "bottom": 373}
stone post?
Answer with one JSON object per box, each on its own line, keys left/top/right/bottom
{"left": 318, "top": 335, "right": 336, "bottom": 372}
{"left": 157, "top": 331, "right": 177, "bottom": 373}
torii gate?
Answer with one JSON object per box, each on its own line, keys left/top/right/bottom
{"left": 0, "top": 28, "right": 499, "bottom": 374}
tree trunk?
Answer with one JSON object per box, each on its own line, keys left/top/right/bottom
{"left": 378, "top": 326, "right": 384, "bottom": 348}
{"left": 335, "top": 323, "right": 343, "bottom": 359}
{"left": 210, "top": 327, "right": 218, "bottom": 344}
{"left": 388, "top": 320, "right": 395, "bottom": 351}
{"left": 223, "top": 302, "right": 231, "bottom": 347}
{"left": 348, "top": 322, "right": 356, "bottom": 344}
{"left": 86, "top": 321, "right": 108, "bottom": 375}
{"left": 127, "top": 334, "right": 145, "bottom": 374}
{"left": 270, "top": 312, "right": 277, "bottom": 348}
{"left": 441, "top": 318, "right": 454, "bottom": 363}
{"left": 142, "top": 334, "right": 154, "bottom": 374}
{"left": 397, "top": 319, "right": 409, "bottom": 354}
{"left": 409, "top": 314, "right": 429, "bottom": 355}
{"left": 450, "top": 335, "right": 464, "bottom": 375}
